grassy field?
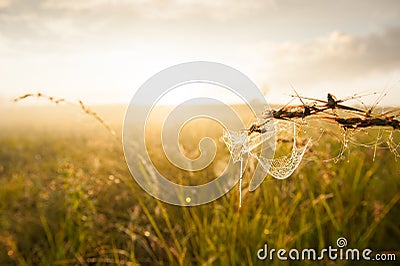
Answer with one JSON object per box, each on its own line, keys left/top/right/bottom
{"left": 0, "top": 104, "right": 399, "bottom": 265}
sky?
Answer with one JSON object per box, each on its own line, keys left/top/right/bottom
{"left": 1, "top": 0, "right": 400, "bottom": 106}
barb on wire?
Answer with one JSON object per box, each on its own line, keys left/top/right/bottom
{"left": 254, "top": 92, "right": 400, "bottom": 131}
{"left": 224, "top": 91, "right": 400, "bottom": 207}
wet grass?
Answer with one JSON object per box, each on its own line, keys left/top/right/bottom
{"left": 0, "top": 105, "right": 399, "bottom": 265}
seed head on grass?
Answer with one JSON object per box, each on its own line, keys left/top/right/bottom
{"left": 14, "top": 92, "right": 117, "bottom": 138}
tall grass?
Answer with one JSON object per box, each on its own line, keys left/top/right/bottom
{"left": 0, "top": 102, "right": 399, "bottom": 265}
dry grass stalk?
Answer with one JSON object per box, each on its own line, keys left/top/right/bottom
{"left": 14, "top": 92, "right": 117, "bottom": 137}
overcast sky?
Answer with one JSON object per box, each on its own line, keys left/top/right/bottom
{"left": 1, "top": 0, "right": 400, "bottom": 105}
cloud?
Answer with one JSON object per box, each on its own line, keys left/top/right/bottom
{"left": 0, "top": 0, "right": 400, "bottom": 104}
{"left": 265, "top": 27, "right": 400, "bottom": 85}
{"left": 0, "top": 0, "right": 399, "bottom": 53}
{"left": 0, "top": 0, "right": 11, "bottom": 8}
{"left": 0, "top": 0, "right": 275, "bottom": 32}
{"left": 41, "top": 0, "right": 276, "bottom": 20}
{"left": 0, "top": 0, "right": 280, "bottom": 54}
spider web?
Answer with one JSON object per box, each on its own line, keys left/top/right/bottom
{"left": 256, "top": 131, "right": 311, "bottom": 180}
{"left": 222, "top": 117, "right": 311, "bottom": 205}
